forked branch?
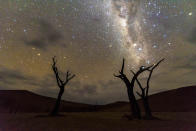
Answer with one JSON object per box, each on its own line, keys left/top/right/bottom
{"left": 52, "top": 56, "right": 75, "bottom": 88}
{"left": 114, "top": 58, "right": 125, "bottom": 79}
{"left": 146, "top": 58, "right": 165, "bottom": 95}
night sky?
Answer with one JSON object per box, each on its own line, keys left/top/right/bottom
{"left": 0, "top": 0, "right": 196, "bottom": 104}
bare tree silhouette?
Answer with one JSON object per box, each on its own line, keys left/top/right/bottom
{"left": 50, "top": 56, "right": 75, "bottom": 116}
{"left": 132, "top": 59, "right": 164, "bottom": 119}
{"left": 114, "top": 58, "right": 152, "bottom": 119}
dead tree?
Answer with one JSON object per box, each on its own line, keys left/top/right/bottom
{"left": 114, "top": 58, "right": 152, "bottom": 119}
{"left": 132, "top": 59, "right": 164, "bottom": 119}
{"left": 50, "top": 56, "right": 75, "bottom": 116}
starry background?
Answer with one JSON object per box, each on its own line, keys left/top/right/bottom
{"left": 0, "top": 0, "right": 196, "bottom": 104}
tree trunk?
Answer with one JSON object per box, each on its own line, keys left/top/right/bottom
{"left": 127, "top": 88, "right": 141, "bottom": 119}
{"left": 143, "top": 97, "right": 152, "bottom": 119}
{"left": 51, "top": 88, "right": 64, "bottom": 116}
{"left": 133, "top": 96, "right": 141, "bottom": 119}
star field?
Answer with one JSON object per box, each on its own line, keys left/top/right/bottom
{"left": 0, "top": 0, "right": 196, "bottom": 104}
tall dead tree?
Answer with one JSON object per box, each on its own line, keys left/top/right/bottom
{"left": 114, "top": 58, "right": 152, "bottom": 119}
{"left": 51, "top": 56, "right": 75, "bottom": 116}
{"left": 132, "top": 59, "right": 164, "bottom": 119}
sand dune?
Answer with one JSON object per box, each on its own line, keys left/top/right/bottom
{"left": 0, "top": 86, "right": 196, "bottom": 113}
{"left": 0, "top": 90, "right": 93, "bottom": 113}
{"left": 99, "top": 86, "right": 196, "bottom": 112}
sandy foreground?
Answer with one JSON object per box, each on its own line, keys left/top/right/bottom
{"left": 0, "top": 112, "right": 196, "bottom": 131}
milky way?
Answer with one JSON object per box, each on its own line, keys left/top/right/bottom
{"left": 0, "top": 0, "right": 196, "bottom": 104}
{"left": 109, "top": 0, "right": 193, "bottom": 66}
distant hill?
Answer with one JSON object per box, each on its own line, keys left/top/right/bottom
{"left": 0, "top": 90, "right": 94, "bottom": 113}
{"left": 0, "top": 86, "right": 196, "bottom": 113}
{"left": 99, "top": 86, "right": 196, "bottom": 112}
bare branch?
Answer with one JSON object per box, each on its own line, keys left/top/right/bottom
{"left": 120, "top": 58, "right": 125, "bottom": 74}
{"left": 114, "top": 74, "right": 122, "bottom": 78}
{"left": 52, "top": 56, "right": 57, "bottom": 63}
{"left": 139, "top": 65, "right": 154, "bottom": 72}
{"left": 64, "top": 71, "right": 76, "bottom": 85}
{"left": 130, "top": 64, "right": 153, "bottom": 88}
{"left": 114, "top": 58, "right": 126, "bottom": 80}
{"left": 131, "top": 70, "right": 143, "bottom": 91}
{"left": 136, "top": 78, "right": 144, "bottom": 91}
{"left": 146, "top": 58, "right": 165, "bottom": 95}
{"left": 67, "top": 74, "right": 76, "bottom": 82}
{"left": 151, "top": 58, "right": 165, "bottom": 71}
{"left": 130, "top": 70, "right": 136, "bottom": 75}
{"left": 52, "top": 56, "right": 76, "bottom": 88}
{"left": 66, "top": 71, "right": 70, "bottom": 78}
{"left": 52, "top": 57, "right": 62, "bottom": 87}
{"left": 136, "top": 91, "right": 142, "bottom": 97}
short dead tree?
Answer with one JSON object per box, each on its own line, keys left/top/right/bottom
{"left": 114, "top": 58, "right": 152, "bottom": 119}
{"left": 50, "top": 56, "right": 75, "bottom": 116}
{"left": 132, "top": 59, "right": 164, "bottom": 119}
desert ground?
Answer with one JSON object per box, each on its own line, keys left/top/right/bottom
{"left": 0, "top": 112, "right": 196, "bottom": 131}
{"left": 1, "top": 87, "right": 196, "bottom": 130}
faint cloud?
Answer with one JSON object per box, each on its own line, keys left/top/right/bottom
{"left": 24, "top": 19, "right": 64, "bottom": 50}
